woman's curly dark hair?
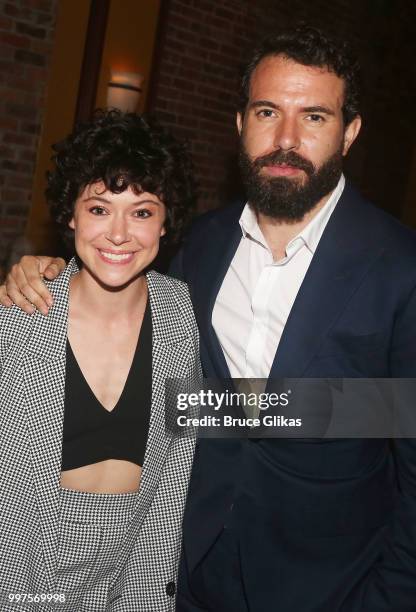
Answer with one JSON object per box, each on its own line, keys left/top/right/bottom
{"left": 239, "top": 24, "right": 361, "bottom": 126}
{"left": 46, "top": 109, "right": 196, "bottom": 249}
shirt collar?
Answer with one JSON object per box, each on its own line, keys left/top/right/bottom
{"left": 240, "top": 174, "right": 345, "bottom": 255}
{"left": 240, "top": 203, "right": 263, "bottom": 243}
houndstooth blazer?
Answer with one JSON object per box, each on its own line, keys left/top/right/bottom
{"left": 0, "top": 259, "right": 201, "bottom": 611}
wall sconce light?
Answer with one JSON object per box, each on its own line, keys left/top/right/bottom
{"left": 107, "top": 71, "right": 143, "bottom": 113}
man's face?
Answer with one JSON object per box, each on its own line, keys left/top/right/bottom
{"left": 237, "top": 55, "right": 361, "bottom": 220}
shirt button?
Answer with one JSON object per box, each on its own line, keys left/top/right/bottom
{"left": 166, "top": 581, "right": 176, "bottom": 597}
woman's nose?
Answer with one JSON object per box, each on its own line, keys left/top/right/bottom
{"left": 105, "top": 217, "right": 130, "bottom": 245}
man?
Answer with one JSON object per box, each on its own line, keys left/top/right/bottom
{"left": 2, "top": 25, "right": 416, "bottom": 612}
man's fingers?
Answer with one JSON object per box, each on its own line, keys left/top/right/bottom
{"left": 16, "top": 260, "right": 56, "bottom": 309}
{"left": 42, "top": 258, "right": 66, "bottom": 280}
{"left": 3, "top": 279, "right": 36, "bottom": 314}
{"left": 0, "top": 284, "right": 13, "bottom": 307}
{"left": 3, "top": 256, "right": 66, "bottom": 315}
{"left": 19, "top": 280, "right": 52, "bottom": 315}
{"left": 7, "top": 263, "right": 50, "bottom": 315}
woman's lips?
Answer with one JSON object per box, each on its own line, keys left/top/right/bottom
{"left": 97, "top": 249, "right": 135, "bottom": 264}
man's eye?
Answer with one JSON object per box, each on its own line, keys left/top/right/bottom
{"left": 257, "top": 109, "right": 275, "bottom": 118}
{"left": 307, "top": 114, "right": 325, "bottom": 123}
{"left": 134, "top": 209, "right": 151, "bottom": 218}
{"left": 90, "top": 206, "right": 107, "bottom": 215}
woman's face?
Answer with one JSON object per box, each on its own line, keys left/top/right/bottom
{"left": 69, "top": 182, "right": 166, "bottom": 288}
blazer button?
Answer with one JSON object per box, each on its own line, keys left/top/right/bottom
{"left": 166, "top": 581, "right": 176, "bottom": 597}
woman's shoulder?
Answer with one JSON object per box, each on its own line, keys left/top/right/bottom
{"left": 43, "top": 258, "right": 78, "bottom": 299}
{"left": 0, "top": 302, "right": 34, "bottom": 357}
{"left": 0, "top": 260, "right": 75, "bottom": 354}
{"left": 147, "top": 270, "right": 191, "bottom": 300}
{"left": 0, "top": 300, "right": 34, "bottom": 331}
{"left": 146, "top": 271, "right": 196, "bottom": 328}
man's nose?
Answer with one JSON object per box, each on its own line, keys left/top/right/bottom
{"left": 106, "top": 217, "right": 130, "bottom": 245}
{"left": 273, "top": 117, "right": 300, "bottom": 151}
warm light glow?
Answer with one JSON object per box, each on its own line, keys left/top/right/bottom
{"left": 107, "top": 71, "right": 143, "bottom": 113}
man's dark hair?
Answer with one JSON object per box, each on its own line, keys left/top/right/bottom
{"left": 239, "top": 24, "right": 361, "bottom": 126}
{"left": 46, "top": 109, "right": 196, "bottom": 248}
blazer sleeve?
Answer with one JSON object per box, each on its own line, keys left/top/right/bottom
{"left": 359, "top": 285, "right": 416, "bottom": 611}
{"left": 0, "top": 305, "right": 34, "bottom": 384}
{"left": 0, "top": 306, "right": 9, "bottom": 381}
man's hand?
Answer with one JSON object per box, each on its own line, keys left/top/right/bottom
{"left": 0, "top": 256, "right": 66, "bottom": 315}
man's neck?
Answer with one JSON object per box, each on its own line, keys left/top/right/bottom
{"left": 257, "top": 190, "right": 333, "bottom": 261}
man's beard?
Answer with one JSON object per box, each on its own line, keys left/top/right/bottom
{"left": 238, "top": 144, "right": 343, "bottom": 222}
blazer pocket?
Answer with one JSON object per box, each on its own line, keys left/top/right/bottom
{"left": 56, "top": 520, "right": 102, "bottom": 595}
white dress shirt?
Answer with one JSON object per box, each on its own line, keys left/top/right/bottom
{"left": 212, "top": 175, "right": 345, "bottom": 378}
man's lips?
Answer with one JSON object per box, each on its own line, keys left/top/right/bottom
{"left": 97, "top": 249, "right": 136, "bottom": 264}
{"left": 262, "top": 164, "right": 303, "bottom": 177}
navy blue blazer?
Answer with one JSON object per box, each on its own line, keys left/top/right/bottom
{"left": 171, "top": 182, "right": 416, "bottom": 611}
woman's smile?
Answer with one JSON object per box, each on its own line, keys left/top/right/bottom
{"left": 97, "top": 249, "right": 137, "bottom": 264}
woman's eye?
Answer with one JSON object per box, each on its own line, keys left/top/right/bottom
{"left": 134, "top": 209, "right": 151, "bottom": 218}
{"left": 90, "top": 206, "right": 107, "bottom": 215}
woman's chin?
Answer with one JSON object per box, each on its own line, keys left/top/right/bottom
{"left": 76, "top": 264, "right": 145, "bottom": 292}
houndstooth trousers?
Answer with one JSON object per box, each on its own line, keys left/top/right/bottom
{"left": 57, "top": 487, "right": 137, "bottom": 611}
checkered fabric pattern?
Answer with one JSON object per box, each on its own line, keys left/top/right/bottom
{"left": 56, "top": 487, "right": 138, "bottom": 611}
{"left": 0, "top": 259, "right": 201, "bottom": 611}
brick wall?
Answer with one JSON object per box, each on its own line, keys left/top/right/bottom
{"left": 150, "top": 0, "right": 416, "bottom": 218}
{"left": 0, "top": 0, "right": 58, "bottom": 270}
{"left": 0, "top": 0, "right": 415, "bottom": 275}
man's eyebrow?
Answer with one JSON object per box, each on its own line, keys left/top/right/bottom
{"left": 301, "top": 105, "right": 335, "bottom": 116}
{"left": 249, "top": 100, "right": 279, "bottom": 110}
{"left": 248, "top": 101, "right": 335, "bottom": 116}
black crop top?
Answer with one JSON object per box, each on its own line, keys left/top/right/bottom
{"left": 61, "top": 300, "right": 152, "bottom": 471}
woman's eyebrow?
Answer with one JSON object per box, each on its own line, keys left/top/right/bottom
{"left": 83, "top": 195, "right": 162, "bottom": 205}
{"left": 83, "top": 195, "right": 111, "bottom": 203}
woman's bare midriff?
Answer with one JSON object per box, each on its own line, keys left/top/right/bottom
{"left": 60, "top": 459, "right": 142, "bottom": 494}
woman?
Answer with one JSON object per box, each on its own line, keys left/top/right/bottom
{"left": 0, "top": 110, "right": 201, "bottom": 611}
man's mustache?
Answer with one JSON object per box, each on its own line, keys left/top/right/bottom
{"left": 253, "top": 150, "right": 315, "bottom": 175}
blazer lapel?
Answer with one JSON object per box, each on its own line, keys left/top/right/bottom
{"left": 24, "top": 355, "right": 66, "bottom": 591}
{"left": 192, "top": 203, "right": 244, "bottom": 378}
{"left": 23, "top": 261, "right": 76, "bottom": 591}
{"left": 113, "top": 271, "right": 196, "bottom": 580}
{"left": 269, "top": 184, "right": 386, "bottom": 379}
